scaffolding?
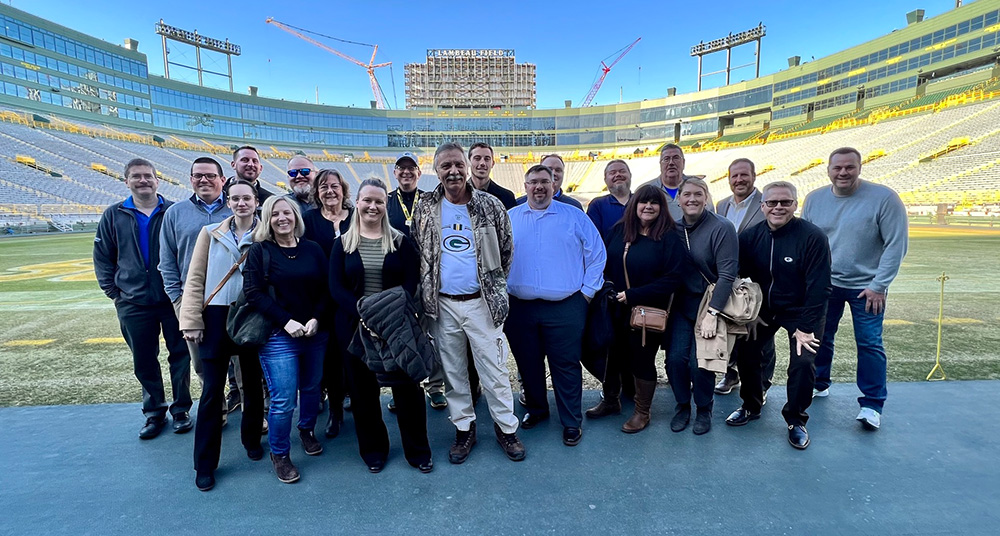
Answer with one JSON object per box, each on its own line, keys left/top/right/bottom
{"left": 405, "top": 49, "right": 536, "bottom": 109}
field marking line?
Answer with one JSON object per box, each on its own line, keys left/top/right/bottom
{"left": 83, "top": 337, "right": 126, "bottom": 344}
{"left": 936, "top": 317, "right": 985, "bottom": 325}
{"left": 2, "top": 339, "right": 56, "bottom": 347}
{"left": 883, "top": 319, "right": 916, "bottom": 326}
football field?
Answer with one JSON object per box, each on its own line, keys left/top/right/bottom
{"left": 1, "top": 227, "right": 998, "bottom": 407}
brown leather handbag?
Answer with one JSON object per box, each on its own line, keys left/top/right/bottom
{"left": 624, "top": 242, "right": 670, "bottom": 347}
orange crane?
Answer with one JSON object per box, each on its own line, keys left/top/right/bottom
{"left": 265, "top": 18, "right": 392, "bottom": 109}
{"left": 581, "top": 38, "right": 641, "bottom": 107}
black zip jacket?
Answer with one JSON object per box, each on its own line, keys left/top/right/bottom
{"left": 738, "top": 218, "right": 832, "bottom": 334}
{"left": 93, "top": 196, "right": 174, "bottom": 306}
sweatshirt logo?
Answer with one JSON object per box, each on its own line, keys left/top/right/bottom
{"left": 784, "top": 256, "right": 793, "bottom": 263}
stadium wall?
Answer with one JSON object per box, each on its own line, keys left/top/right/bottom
{"left": 0, "top": 2, "right": 999, "bottom": 152}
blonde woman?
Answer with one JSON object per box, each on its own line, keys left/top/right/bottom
{"left": 329, "top": 178, "right": 431, "bottom": 473}
{"left": 243, "top": 195, "right": 328, "bottom": 483}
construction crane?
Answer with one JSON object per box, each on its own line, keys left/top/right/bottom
{"left": 265, "top": 18, "right": 392, "bottom": 109}
{"left": 580, "top": 38, "right": 641, "bottom": 107}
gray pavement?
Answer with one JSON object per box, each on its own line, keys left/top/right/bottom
{"left": 1, "top": 380, "right": 997, "bottom": 535}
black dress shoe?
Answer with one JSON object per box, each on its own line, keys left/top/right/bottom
{"left": 172, "top": 412, "right": 193, "bottom": 434}
{"left": 788, "top": 425, "right": 810, "bottom": 450}
{"left": 138, "top": 416, "right": 167, "bottom": 440}
{"left": 521, "top": 412, "right": 549, "bottom": 429}
{"left": 726, "top": 407, "right": 761, "bottom": 426}
{"left": 325, "top": 411, "right": 342, "bottom": 439}
{"left": 366, "top": 457, "right": 386, "bottom": 473}
{"left": 195, "top": 470, "right": 215, "bottom": 491}
{"left": 343, "top": 395, "right": 352, "bottom": 411}
{"left": 563, "top": 427, "right": 583, "bottom": 447}
{"left": 670, "top": 405, "right": 691, "bottom": 433}
{"left": 246, "top": 446, "right": 264, "bottom": 461}
{"left": 409, "top": 459, "right": 434, "bottom": 474}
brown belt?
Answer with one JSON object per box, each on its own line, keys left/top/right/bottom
{"left": 439, "top": 291, "right": 482, "bottom": 302}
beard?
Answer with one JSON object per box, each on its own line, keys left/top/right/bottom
{"left": 609, "top": 183, "right": 629, "bottom": 198}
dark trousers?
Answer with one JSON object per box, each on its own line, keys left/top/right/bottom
{"left": 346, "top": 355, "right": 431, "bottom": 467}
{"left": 505, "top": 294, "right": 586, "bottom": 428}
{"left": 193, "top": 306, "right": 263, "bottom": 472}
{"left": 665, "top": 313, "right": 715, "bottom": 411}
{"left": 323, "top": 328, "right": 349, "bottom": 412}
{"left": 610, "top": 314, "right": 660, "bottom": 382}
{"left": 724, "top": 337, "right": 777, "bottom": 391}
{"left": 115, "top": 300, "right": 191, "bottom": 419}
{"left": 736, "top": 315, "right": 822, "bottom": 426}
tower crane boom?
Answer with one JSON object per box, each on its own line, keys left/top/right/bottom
{"left": 265, "top": 18, "right": 391, "bottom": 109}
{"left": 581, "top": 38, "right": 641, "bottom": 107}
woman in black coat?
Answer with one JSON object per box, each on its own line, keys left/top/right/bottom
{"left": 329, "top": 178, "right": 432, "bottom": 474}
{"left": 588, "top": 184, "right": 685, "bottom": 433}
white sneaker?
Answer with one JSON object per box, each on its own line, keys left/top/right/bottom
{"left": 812, "top": 388, "right": 829, "bottom": 398}
{"left": 856, "top": 407, "right": 881, "bottom": 430}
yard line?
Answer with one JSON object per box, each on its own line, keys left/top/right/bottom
{"left": 2, "top": 339, "right": 56, "bottom": 346}
{"left": 83, "top": 337, "right": 125, "bottom": 344}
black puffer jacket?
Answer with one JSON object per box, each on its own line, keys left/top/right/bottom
{"left": 350, "top": 286, "right": 437, "bottom": 386}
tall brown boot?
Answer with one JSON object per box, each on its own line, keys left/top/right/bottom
{"left": 622, "top": 379, "right": 657, "bottom": 433}
{"left": 586, "top": 382, "right": 622, "bottom": 418}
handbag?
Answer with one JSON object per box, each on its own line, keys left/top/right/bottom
{"left": 623, "top": 242, "right": 670, "bottom": 347}
{"left": 683, "top": 228, "right": 762, "bottom": 325}
{"left": 226, "top": 247, "right": 273, "bottom": 347}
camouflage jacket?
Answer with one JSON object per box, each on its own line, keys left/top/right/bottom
{"left": 411, "top": 182, "right": 513, "bottom": 327}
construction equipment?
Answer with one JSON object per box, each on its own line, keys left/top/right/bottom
{"left": 580, "top": 38, "right": 641, "bottom": 107}
{"left": 265, "top": 18, "right": 392, "bottom": 109}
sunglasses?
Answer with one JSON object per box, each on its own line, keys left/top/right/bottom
{"left": 763, "top": 199, "right": 795, "bottom": 208}
{"left": 287, "top": 168, "right": 312, "bottom": 178}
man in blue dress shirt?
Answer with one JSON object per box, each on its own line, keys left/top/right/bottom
{"left": 505, "top": 164, "right": 607, "bottom": 447}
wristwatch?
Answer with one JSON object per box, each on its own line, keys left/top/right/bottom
{"left": 708, "top": 309, "right": 719, "bottom": 317}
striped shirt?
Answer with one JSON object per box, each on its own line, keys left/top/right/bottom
{"left": 358, "top": 236, "right": 385, "bottom": 297}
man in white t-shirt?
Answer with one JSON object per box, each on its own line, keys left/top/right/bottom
{"left": 411, "top": 142, "right": 525, "bottom": 465}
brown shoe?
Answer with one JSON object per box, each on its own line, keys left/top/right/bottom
{"left": 494, "top": 423, "right": 526, "bottom": 461}
{"left": 586, "top": 388, "right": 622, "bottom": 419}
{"left": 622, "top": 379, "right": 657, "bottom": 434}
{"left": 270, "top": 453, "right": 300, "bottom": 483}
{"left": 299, "top": 428, "right": 323, "bottom": 456}
{"left": 448, "top": 421, "right": 477, "bottom": 464}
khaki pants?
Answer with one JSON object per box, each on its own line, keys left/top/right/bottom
{"left": 430, "top": 296, "right": 519, "bottom": 434}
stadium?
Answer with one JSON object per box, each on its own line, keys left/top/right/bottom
{"left": 1, "top": 2, "right": 999, "bottom": 533}
{"left": 0, "top": 2, "right": 1000, "bottom": 231}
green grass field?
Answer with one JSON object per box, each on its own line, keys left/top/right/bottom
{"left": 1, "top": 229, "right": 998, "bottom": 407}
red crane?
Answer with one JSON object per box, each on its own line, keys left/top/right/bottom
{"left": 581, "top": 38, "right": 641, "bottom": 107}
{"left": 265, "top": 18, "right": 392, "bottom": 109}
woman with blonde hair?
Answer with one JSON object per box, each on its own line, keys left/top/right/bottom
{"left": 667, "top": 177, "right": 738, "bottom": 436}
{"left": 243, "top": 195, "right": 328, "bottom": 483}
{"left": 329, "top": 178, "right": 432, "bottom": 473}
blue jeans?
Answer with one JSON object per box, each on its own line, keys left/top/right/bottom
{"left": 258, "top": 330, "right": 327, "bottom": 456}
{"left": 815, "top": 286, "right": 888, "bottom": 412}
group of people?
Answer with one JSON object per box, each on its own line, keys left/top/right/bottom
{"left": 93, "top": 141, "right": 907, "bottom": 491}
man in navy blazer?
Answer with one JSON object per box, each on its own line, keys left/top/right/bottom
{"left": 714, "top": 158, "right": 776, "bottom": 399}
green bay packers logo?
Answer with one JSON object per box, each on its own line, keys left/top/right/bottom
{"left": 443, "top": 234, "right": 472, "bottom": 252}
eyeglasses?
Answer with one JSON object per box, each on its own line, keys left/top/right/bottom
{"left": 287, "top": 168, "right": 312, "bottom": 178}
{"left": 395, "top": 164, "right": 418, "bottom": 172}
{"left": 763, "top": 199, "right": 795, "bottom": 208}
{"left": 526, "top": 179, "right": 552, "bottom": 187}
{"left": 191, "top": 173, "right": 220, "bottom": 180}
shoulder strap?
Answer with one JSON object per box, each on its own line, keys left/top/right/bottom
{"left": 202, "top": 249, "right": 250, "bottom": 310}
{"left": 623, "top": 242, "right": 631, "bottom": 289}
{"left": 682, "top": 228, "right": 713, "bottom": 286}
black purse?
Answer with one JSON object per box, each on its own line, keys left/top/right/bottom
{"left": 227, "top": 247, "right": 273, "bottom": 347}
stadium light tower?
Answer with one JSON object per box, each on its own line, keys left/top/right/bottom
{"left": 265, "top": 18, "right": 392, "bottom": 109}
{"left": 581, "top": 38, "right": 641, "bottom": 107}
{"left": 690, "top": 23, "right": 765, "bottom": 91}
{"left": 155, "top": 20, "right": 240, "bottom": 92}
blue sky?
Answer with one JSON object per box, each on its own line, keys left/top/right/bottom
{"left": 18, "top": 0, "right": 958, "bottom": 109}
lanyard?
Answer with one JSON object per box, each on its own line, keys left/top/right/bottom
{"left": 398, "top": 190, "right": 419, "bottom": 226}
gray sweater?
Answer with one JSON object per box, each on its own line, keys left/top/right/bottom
{"left": 675, "top": 210, "right": 739, "bottom": 316}
{"left": 802, "top": 180, "right": 908, "bottom": 293}
{"left": 158, "top": 194, "right": 232, "bottom": 302}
